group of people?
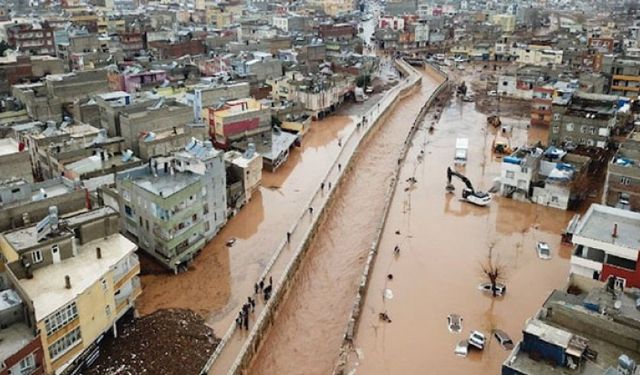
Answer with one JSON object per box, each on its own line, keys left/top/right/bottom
{"left": 236, "top": 276, "right": 275, "bottom": 331}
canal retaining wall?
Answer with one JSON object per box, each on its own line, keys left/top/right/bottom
{"left": 332, "top": 63, "right": 450, "bottom": 375}
{"left": 200, "top": 59, "right": 424, "bottom": 375}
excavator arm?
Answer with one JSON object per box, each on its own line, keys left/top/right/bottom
{"left": 447, "top": 167, "right": 475, "bottom": 193}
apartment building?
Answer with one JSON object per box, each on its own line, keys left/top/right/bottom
{"left": 224, "top": 148, "right": 262, "bottom": 211}
{"left": 115, "top": 139, "right": 226, "bottom": 272}
{"left": 549, "top": 91, "right": 619, "bottom": 149}
{"left": 570, "top": 204, "right": 640, "bottom": 288}
{"left": 205, "top": 98, "right": 271, "bottom": 149}
{"left": 604, "top": 126, "right": 640, "bottom": 211}
{"left": 500, "top": 147, "right": 542, "bottom": 201}
{"left": 0, "top": 206, "right": 140, "bottom": 373}
{"left": 5, "top": 22, "right": 56, "bottom": 56}
{"left": 602, "top": 55, "right": 640, "bottom": 98}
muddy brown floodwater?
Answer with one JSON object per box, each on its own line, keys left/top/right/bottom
{"left": 247, "top": 68, "right": 443, "bottom": 375}
{"left": 346, "top": 74, "right": 579, "bottom": 374}
{"left": 137, "top": 114, "right": 355, "bottom": 334}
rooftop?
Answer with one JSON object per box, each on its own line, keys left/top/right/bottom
{"left": 64, "top": 153, "right": 140, "bottom": 176}
{"left": 574, "top": 204, "right": 640, "bottom": 250}
{"left": 0, "top": 138, "right": 23, "bottom": 156}
{"left": 133, "top": 170, "right": 201, "bottom": 198}
{"left": 0, "top": 323, "right": 35, "bottom": 363}
{"left": 524, "top": 319, "right": 573, "bottom": 349}
{"left": 20, "top": 234, "right": 136, "bottom": 321}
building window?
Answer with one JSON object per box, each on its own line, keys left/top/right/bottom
{"left": 203, "top": 204, "right": 209, "bottom": 215}
{"left": 621, "top": 177, "right": 631, "bottom": 185}
{"left": 551, "top": 196, "right": 559, "bottom": 203}
{"left": 44, "top": 302, "right": 78, "bottom": 336}
{"left": 48, "top": 326, "right": 81, "bottom": 361}
{"left": 580, "top": 125, "right": 587, "bottom": 133}
{"left": 553, "top": 113, "right": 560, "bottom": 121}
{"left": 552, "top": 126, "right": 559, "bottom": 133}
{"left": 31, "top": 250, "right": 43, "bottom": 264}
{"left": 125, "top": 205, "right": 133, "bottom": 217}
{"left": 17, "top": 353, "right": 35, "bottom": 374}
{"left": 105, "top": 305, "right": 111, "bottom": 317}
{"left": 506, "top": 171, "right": 515, "bottom": 179}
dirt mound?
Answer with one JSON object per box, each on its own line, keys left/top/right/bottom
{"left": 87, "top": 309, "right": 219, "bottom": 375}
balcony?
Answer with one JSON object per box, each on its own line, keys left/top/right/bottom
{"left": 113, "top": 253, "right": 140, "bottom": 290}
{"left": 115, "top": 276, "right": 141, "bottom": 315}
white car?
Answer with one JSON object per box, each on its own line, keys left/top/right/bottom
{"left": 536, "top": 241, "right": 552, "bottom": 260}
{"left": 487, "top": 90, "right": 498, "bottom": 97}
{"left": 447, "top": 314, "right": 463, "bottom": 333}
{"left": 454, "top": 340, "right": 469, "bottom": 357}
{"left": 478, "top": 282, "right": 506, "bottom": 296}
{"left": 469, "top": 330, "right": 486, "bottom": 350}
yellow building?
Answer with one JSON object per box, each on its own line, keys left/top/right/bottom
{"left": 323, "top": 0, "right": 354, "bottom": 16}
{"left": 97, "top": 15, "right": 126, "bottom": 34}
{"left": 492, "top": 14, "right": 516, "bottom": 33}
{"left": 0, "top": 207, "right": 140, "bottom": 374}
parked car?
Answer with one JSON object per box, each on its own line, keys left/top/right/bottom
{"left": 454, "top": 340, "right": 469, "bottom": 357}
{"left": 447, "top": 314, "right": 463, "bottom": 333}
{"left": 493, "top": 329, "right": 514, "bottom": 350}
{"left": 536, "top": 241, "right": 552, "bottom": 260}
{"left": 487, "top": 90, "right": 498, "bottom": 97}
{"left": 478, "top": 282, "right": 506, "bottom": 296}
{"left": 469, "top": 330, "right": 486, "bottom": 350}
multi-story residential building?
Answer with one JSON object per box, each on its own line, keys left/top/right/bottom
{"left": 268, "top": 71, "right": 355, "bottom": 119}
{"left": 0, "top": 137, "right": 33, "bottom": 183}
{"left": 322, "top": 0, "right": 354, "bottom": 16}
{"left": 108, "top": 69, "right": 168, "bottom": 93}
{"left": 137, "top": 123, "right": 208, "bottom": 161}
{"left": 224, "top": 148, "right": 262, "bottom": 211}
{"left": 530, "top": 81, "right": 578, "bottom": 127}
{"left": 231, "top": 52, "right": 283, "bottom": 82}
{"left": 205, "top": 98, "right": 271, "bottom": 149}
{"left": 0, "top": 206, "right": 140, "bottom": 374}
{"left": 532, "top": 152, "right": 591, "bottom": 210}
{"left": 604, "top": 126, "right": 640, "bottom": 211}
{"left": 497, "top": 65, "right": 550, "bottom": 99}
{"left": 570, "top": 204, "right": 640, "bottom": 287}
{"left": 549, "top": 92, "right": 619, "bottom": 149}
{"left": 500, "top": 147, "right": 542, "bottom": 201}
{"left": 4, "top": 22, "right": 56, "bottom": 56}
{"left": 491, "top": 14, "right": 516, "bottom": 33}
{"left": 0, "top": 55, "right": 65, "bottom": 95}
{"left": 601, "top": 55, "right": 640, "bottom": 98}
{"left": 115, "top": 139, "right": 227, "bottom": 272}
{"left": 515, "top": 45, "right": 564, "bottom": 66}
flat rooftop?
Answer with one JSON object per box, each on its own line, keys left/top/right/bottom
{"left": 133, "top": 171, "right": 201, "bottom": 198}
{"left": 574, "top": 204, "right": 640, "bottom": 250}
{"left": 0, "top": 138, "right": 22, "bottom": 156}
{"left": 0, "top": 323, "right": 35, "bottom": 362}
{"left": 65, "top": 153, "right": 140, "bottom": 176}
{"left": 20, "top": 234, "right": 136, "bottom": 321}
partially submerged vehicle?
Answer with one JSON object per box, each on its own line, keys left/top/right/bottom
{"left": 469, "top": 331, "right": 486, "bottom": 350}
{"left": 478, "top": 282, "right": 506, "bottom": 296}
{"left": 454, "top": 340, "right": 469, "bottom": 357}
{"left": 493, "top": 329, "right": 514, "bottom": 350}
{"left": 447, "top": 314, "right": 463, "bottom": 333}
{"left": 446, "top": 167, "right": 492, "bottom": 206}
{"left": 536, "top": 241, "right": 552, "bottom": 260}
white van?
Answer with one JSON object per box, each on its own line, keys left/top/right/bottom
{"left": 454, "top": 138, "right": 468, "bottom": 165}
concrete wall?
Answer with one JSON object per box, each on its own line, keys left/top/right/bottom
{"left": 0, "top": 151, "right": 33, "bottom": 183}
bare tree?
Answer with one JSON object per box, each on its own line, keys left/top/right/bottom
{"left": 480, "top": 243, "right": 506, "bottom": 297}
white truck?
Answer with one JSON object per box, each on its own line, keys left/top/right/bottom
{"left": 454, "top": 138, "right": 469, "bottom": 165}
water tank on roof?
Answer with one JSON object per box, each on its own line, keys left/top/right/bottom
{"left": 503, "top": 156, "right": 521, "bottom": 165}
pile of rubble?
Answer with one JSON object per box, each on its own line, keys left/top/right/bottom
{"left": 87, "top": 309, "right": 219, "bottom": 375}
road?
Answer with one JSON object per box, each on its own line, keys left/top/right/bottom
{"left": 247, "top": 67, "right": 444, "bottom": 375}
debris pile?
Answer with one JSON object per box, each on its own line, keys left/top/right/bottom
{"left": 87, "top": 309, "right": 219, "bottom": 375}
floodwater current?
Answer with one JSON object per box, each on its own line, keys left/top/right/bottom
{"left": 247, "top": 68, "right": 443, "bottom": 375}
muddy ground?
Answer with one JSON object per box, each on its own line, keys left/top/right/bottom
{"left": 86, "top": 309, "right": 218, "bottom": 375}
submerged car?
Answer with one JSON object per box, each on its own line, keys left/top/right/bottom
{"left": 469, "top": 330, "right": 486, "bottom": 350}
{"left": 454, "top": 340, "right": 469, "bottom": 357}
{"left": 447, "top": 314, "right": 463, "bottom": 333}
{"left": 493, "top": 329, "right": 514, "bottom": 350}
{"left": 536, "top": 241, "right": 552, "bottom": 260}
{"left": 478, "top": 282, "right": 506, "bottom": 296}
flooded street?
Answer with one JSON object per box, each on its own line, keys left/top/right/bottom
{"left": 247, "top": 68, "right": 443, "bottom": 375}
{"left": 346, "top": 77, "right": 577, "bottom": 374}
{"left": 137, "top": 114, "right": 354, "bottom": 333}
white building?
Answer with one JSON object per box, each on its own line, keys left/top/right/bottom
{"left": 570, "top": 204, "right": 640, "bottom": 288}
